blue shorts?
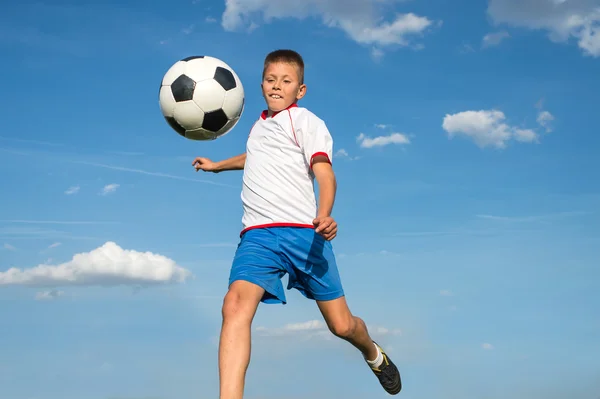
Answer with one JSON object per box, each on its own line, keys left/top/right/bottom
{"left": 228, "top": 227, "right": 345, "bottom": 304}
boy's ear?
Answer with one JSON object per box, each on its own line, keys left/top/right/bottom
{"left": 296, "top": 83, "right": 307, "bottom": 100}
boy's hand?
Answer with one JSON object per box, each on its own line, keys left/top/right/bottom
{"left": 313, "top": 216, "right": 337, "bottom": 241}
{"left": 192, "top": 157, "right": 218, "bottom": 173}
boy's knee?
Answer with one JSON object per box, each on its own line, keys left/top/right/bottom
{"left": 221, "top": 281, "right": 263, "bottom": 322}
{"left": 328, "top": 315, "right": 357, "bottom": 339}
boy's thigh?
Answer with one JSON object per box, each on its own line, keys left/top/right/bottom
{"left": 230, "top": 228, "right": 289, "bottom": 304}
{"left": 278, "top": 227, "right": 345, "bottom": 301}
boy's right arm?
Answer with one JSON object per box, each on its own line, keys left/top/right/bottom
{"left": 192, "top": 153, "right": 246, "bottom": 173}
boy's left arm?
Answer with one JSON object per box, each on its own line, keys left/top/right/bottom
{"left": 312, "top": 157, "right": 338, "bottom": 241}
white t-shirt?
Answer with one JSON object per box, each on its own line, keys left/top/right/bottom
{"left": 240, "top": 103, "right": 333, "bottom": 235}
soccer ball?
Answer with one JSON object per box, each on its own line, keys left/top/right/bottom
{"left": 159, "top": 55, "right": 245, "bottom": 141}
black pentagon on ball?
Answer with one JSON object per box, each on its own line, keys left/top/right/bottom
{"left": 165, "top": 116, "right": 186, "bottom": 137}
{"left": 181, "top": 55, "right": 204, "bottom": 61}
{"left": 171, "top": 74, "right": 195, "bottom": 102}
{"left": 214, "top": 66, "right": 236, "bottom": 91}
{"left": 202, "top": 109, "right": 229, "bottom": 132}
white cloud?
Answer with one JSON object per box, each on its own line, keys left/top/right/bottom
{"left": 35, "top": 289, "right": 65, "bottom": 301}
{"left": 357, "top": 132, "right": 410, "bottom": 148}
{"left": 513, "top": 128, "right": 538, "bottom": 142}
{"left": 335, "top": 148, "right": 349, "bottom": 157}
{"left": 220, "top": 0, "right": 437, "bottom": 52}
{"left": 482, "top": 30, "right": 510, "bottom": 47}
{"left": 537, "top": 110, "right": 555, "bottom": 132}
{"left": 48, "top": 242, "right": 61, "bottom": 249}
{"left": 487, "top": 0, "right": 600, "bottom": 57}
{"left": 101, "top": 183, "right": 119, "bottom": 195}
{"left": 482, "top": 343, "right": 494, "bottom": 350}
{"left": 334, "top": 148, "right": 360, "bottom": 160}
{"left": 439, "top": 289, "right": 454, "bottom": 296}
{"left": 442, "top": 109, "right": 539, "bottom": 149}
{"left": 0, "top": 241, "right": 192, "bottom": 287}
{"left": 3, "top": 243, "right": 16, "bottom": 251}
{"left": 65, "top": 186, "right": 80, "bottom": 195}
{"left": 181, "top": 24, "right": 195, "bottom": 35}
{"left": 255, "top": 319, "right": 401, "bottom": 341}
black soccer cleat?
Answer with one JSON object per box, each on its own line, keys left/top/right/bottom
{"left": 368, "top": 341, "right": 402, "bottom": 395}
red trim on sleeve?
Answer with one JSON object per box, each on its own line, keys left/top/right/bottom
{"left": 310, "top": 152, "right": 331, "bottom": 169}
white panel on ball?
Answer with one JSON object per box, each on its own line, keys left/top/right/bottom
{"left": 222, "top": 89, "right": 245, "bottom": 120}
{"left": 193, "top": 79, "right": 226, "bottom": 113}
{"left": 161, "top": 61, "right": 187, "bottom": 86}
{"left": 173, "top": 101, "right": 205, "bottom": 130}
{"left": 159, "top": 86, "right": 177, "bottom": 117}
{"left": 184, "top": 57, "right": 222, "bottom": 82}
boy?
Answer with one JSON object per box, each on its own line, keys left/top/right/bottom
{"left": 192, "top": 49, "right": 401, "bottom": 398}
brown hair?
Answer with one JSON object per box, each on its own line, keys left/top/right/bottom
{"left": 263, "top": 49, "right": 305, "bottom": 84}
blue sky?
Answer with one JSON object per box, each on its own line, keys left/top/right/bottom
{"left": 1, "top": 0, "right": 600, "bottom": 398}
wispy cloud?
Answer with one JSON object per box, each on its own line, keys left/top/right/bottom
{"left": 181, "top": 24, "right": 195, "bottom": 34}
{"left": 334, "top": 148, "right": 360, "bottom": 161}
{"left": 393, "top": 230, "right": 458, "bottom": 237}
{"left": 0, "top": 136, "right": 65, "bottom": 147}
{"left": 39, "top": 242, "right": 62, "bottom": 254}
{"left": 35, "top": 289, "right": 65, "bottom": 301}
{"left": 0, "top": 220, "right": 118, "bottom": 225}
{"left": 0, "top": 226, "right": 98, "bottom": 241}
{"left": 481, "top": 343, "right": 494, "bottom": 350}
{"left": 537, "top": 110, "right": 555, "bottom": 133}
{"left": 100, "top": 183, "right": 119, "bottom": 196}
{"left": 482, "top": 31, "right": 510, "bottom": 48}
{"left": 0, "top": 241, "right": 193, "bottom": 287}
{"left": 0, "top": 147, "right": 237, "bottom": 188}
{"left": 534, "top": 98, "right": 555, "bottom": 133}
{"left": 391, "top": 211, "right": 588, "bottom": 240}
{"left": 68, "top": 160, "right": 237, "bottom": 188}
{"left": 255, "top": 319, "right": 401, "bottom": 341}
{"left": 3, "top": 243, "right": 16, "bottom": 251}
{"left": 476, "top": 211, "right": 587, "bottom": 223}
{"left": 356, "top": 132, "right": 410, "bottom": 148}
{"left": 65, "top": 186, "right": 80, "bottom": 195}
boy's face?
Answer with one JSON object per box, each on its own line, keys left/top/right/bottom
{"left": 261, "top": 62, "right": 306, "bottom": 114}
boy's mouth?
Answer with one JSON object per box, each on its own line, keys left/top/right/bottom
{"left": 269, "top": 94, "right": 282, "bottom": 99}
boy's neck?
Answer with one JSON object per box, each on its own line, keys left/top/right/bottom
{"left": 266, "top": 102, "right": 298, "bottom": 117}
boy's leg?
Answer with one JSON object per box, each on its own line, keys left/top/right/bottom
{"left": 315, "top": 296, "right": 377, "bottom": 359}
{"left": 219, "top": 280, "right": 265, "bottom": 399}
{"left": 279, "top": 227, "right": 401, "bottom": 395}
{"left": 220, "top": 228, "right": 288, "bottom": 399}
{"left": 316, "top": 297, "right": 402, "bottom": 395}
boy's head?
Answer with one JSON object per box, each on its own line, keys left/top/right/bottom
{"left": 261, "top": 49, "right": 306, "bottom": 114}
